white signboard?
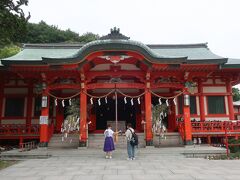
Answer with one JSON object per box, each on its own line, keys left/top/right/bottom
{"left": 40, "top": 116, "right": 48, "bottom": 125}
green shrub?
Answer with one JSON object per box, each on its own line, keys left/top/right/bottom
{"left": 228, "top": 138, "right": 240, "bottom": 153}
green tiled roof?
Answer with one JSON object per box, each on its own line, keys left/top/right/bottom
{"left": 221, "top": 58, "right": 240, "bottom": 68}
{"left": 149, "top": 44, "right": 225, "bottom": 61}
{"left": 1, "top": 40, "right": 230, "bottom": 66}
{"left": 3, "top": 43, "right": 82, "bottom": 63}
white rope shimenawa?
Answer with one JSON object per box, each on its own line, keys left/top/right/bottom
{"left": 47, "top": 88, "right": 185, "bottom": 142}
{"left": 47, "top": 89, "right": 185, "bottom": 104}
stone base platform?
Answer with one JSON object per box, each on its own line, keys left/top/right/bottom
{"left": 0, "top": 145, "right": 226, "bottom": 160}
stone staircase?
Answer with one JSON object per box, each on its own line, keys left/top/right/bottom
{"left": 48, "top": 132, "right": 182, "bottom": 149}
{"left": 48, "top": 133, "right": 79, "bottom": 149}
{"left": 153, "top": 132, "right": 183, "bottom": 147}
{"left": 88, "top": 133, "right": 146, "bottom": 149}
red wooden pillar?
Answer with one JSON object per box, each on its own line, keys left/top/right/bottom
{"left": 183, "top": 93, "right": 193, "bottom": 145}
{"left": 26, "top": 83, "right": 33, "bottom": 126}
{"left": 79, "top": 91, "right": 87, "bottom": 147}
{"left": 145, "top": 90, "right": 153, "bottom": 146}
{"left": 226, "top": 81, "right": 234, "bottom": 120}
{"left": 39, "top": 89, "right": 49, "bottom": 147}
{"left": 198, "top": 79, "right": 205, "bottom": 121}
{"left": 0, "top": 80, "right": 3, "bottom": 125}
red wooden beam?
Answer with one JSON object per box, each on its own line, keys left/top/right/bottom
{"left": 86, "top": 83, "right": 145, "bottom": 90}
{"left": 48, "top": 84, "right": 81, "bottom": 90}
{"left": 85, "top": 70, "right": 145, "bottom": 82}
{"left": 151, "top": 83, "right": 184, "bottom": 89}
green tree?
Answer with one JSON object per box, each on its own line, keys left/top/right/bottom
{"left": 65, "top": 98, "right": 80, "bottom": 118}
{"left": 23, "top": 21, "right": 99, "bottom": 43}
{"left": 0, "top": 0, "right": 30, "bottom": 47}
{"left": 232, "top": 87, "right": 240, "bottom": 102}
{"left": 0, "top": 44, "right": 20, "bottom": 59}
{"left": 79, "top": 32, "right": 100, "bottom": 43}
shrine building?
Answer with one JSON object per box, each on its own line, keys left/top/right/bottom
{"left": 1, "top": 28, "right": 240, "bottom": 148}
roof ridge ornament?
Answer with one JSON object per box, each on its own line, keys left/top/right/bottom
{"left": 100, "top": 27, "right": 130, "bottom": 40}
{"left": 98, "top": 55, "right": 132, "bottom": 64}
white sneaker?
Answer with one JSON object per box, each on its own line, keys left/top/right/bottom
{"left": 105, "top": 156, "right": 109, "bottom": 159}
{"left": 127, "top": 158, "right": 131, "bottom": 160}
{"left": 109, "top": 156, "right": 112, "bottom": 159}
{"left": 132, "top": 157, "right": 135, "bottom": 160}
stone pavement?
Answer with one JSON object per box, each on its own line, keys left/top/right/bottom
{"left": 1, "top": 147, "right": 240, "bottom": 180}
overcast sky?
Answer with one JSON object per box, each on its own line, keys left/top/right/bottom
{"left": 24, "top": 0, "right": 240, "bottom": 59}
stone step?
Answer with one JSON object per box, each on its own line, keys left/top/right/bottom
{"left": 48, "top": 134, "right": 79, "bottom": 149}
{"left": 153, "top": 132, "right": 183, "bottom": 147}
{"left": 49, "top": 133, "right": 146, "bottom": 149}
{"left": 88, "top": 133, "right": 146, "bottom": 148}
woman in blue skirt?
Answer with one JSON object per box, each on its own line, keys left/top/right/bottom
{"left": 103, "top": 124, "right": 115, "bottom": 159}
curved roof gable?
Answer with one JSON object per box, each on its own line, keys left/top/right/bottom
{"left": 42, "top": 39, "right": 188, "bottom": 65}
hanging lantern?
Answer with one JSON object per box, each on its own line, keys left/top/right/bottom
{"left": 90, "top": 97, "right": 93, "bottom": 105}
{"left": 173, "top": 98, "right": 177, "bottom": 105}
{"left": 98, "top": 98, "right": 101, "bottom": 106}
{"left": 105, "top": 96, "right": 108, "bottom": 104}
{"left": 41, "top": 96, "right": 48, "bottom": 107}
{"left": 62, "top": 100, "right": 65, "bottom": 107}
{"left": 137, "top": 97, "right": 140, "bottom": 104}
{"left": 159, "top": 98, "right": 162, "bottom": 105}
{"left": 69, "top": 99, "right": 72, "bottom": 106}
{"left": 124, "top": 97, "right": 127, "bottom": 104}
{"left": 166, "top": 99, "right": 169, "bottom": 106}
{"left": 184, "top": 94, "right": 190, "bottom": 106}
{"left": 131, "top": 98, "right": 134, "bottom": 106}
{"left": 55, "top": 99, "right": 58, "bottom": 106}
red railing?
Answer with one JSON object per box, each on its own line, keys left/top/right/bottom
{"left": 191, "top": 121, "right": 240, "bottom": 133}
{"left": 178, "top": 121, "right": 240, "bottom": 142}
{"left": 0, "top": 124, "right": 40, "bottom": 136}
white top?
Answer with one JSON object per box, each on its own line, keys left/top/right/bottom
{"left": 125, "top": 128, "right": 134, "bottom": 141}
{"left": 104, "top": 128, "right": 114, "bottom": 138}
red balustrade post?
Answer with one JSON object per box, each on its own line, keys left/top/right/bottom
{"left": 230, "top": 122, "right": 234, "bottom": 131}
{"left": 200, "top": 122, "right": 203, "bottom": 131}
{"left": 221, "top": 122, "right": 224, "bottom": 131}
